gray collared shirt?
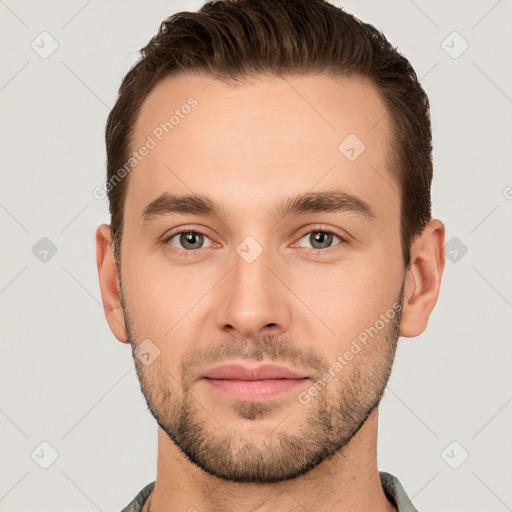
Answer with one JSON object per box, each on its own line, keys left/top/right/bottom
{"left": 119, "top": 471, "right": 419, "bottom": 511}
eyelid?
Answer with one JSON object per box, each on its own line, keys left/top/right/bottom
{"left": 162, "top": 224, "right": 213, "bottom": 240}
{"left": 162, "top": 226, "right": 216, "bottom": 251}
{"left": 294, "top": 224, "right": 350, "bottom": 243}
{"left": 161, "top": 224, "right": 350, "bottom": 254}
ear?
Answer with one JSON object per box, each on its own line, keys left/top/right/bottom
{"left": 95, "top": 224, "right": 128, "bottom": 343}
{"left": 400, "top": 218, "right": 446, "bottom": 337}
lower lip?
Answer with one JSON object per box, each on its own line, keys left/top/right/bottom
{"left": 202, "top": 378, "right": 310, "bottom": 401}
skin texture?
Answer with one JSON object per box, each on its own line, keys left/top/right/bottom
{"left": 96, "top": 73, "right": 445, "bottom": 511}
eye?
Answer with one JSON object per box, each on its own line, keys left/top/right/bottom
{"left": 165, "top": 230, "right": 213, "bottom": 251}
{"left": 296, "top": 229, "right": 345, "bottom": 250}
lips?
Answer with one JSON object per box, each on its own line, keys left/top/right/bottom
{"left": 201, "top": 363, "right": 308, "bottom": 381}
{"left": 201, "top": 364, "right": 310, "bottom": 401}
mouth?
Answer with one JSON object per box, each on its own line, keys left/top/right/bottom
{"left": 200, "top": 363, "right": 311, "bottom": 401}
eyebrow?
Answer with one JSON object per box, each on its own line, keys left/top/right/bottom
{"left": 140, "top": 189, "right": 376, "bottom": 225}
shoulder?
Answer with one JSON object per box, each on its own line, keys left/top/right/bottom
{"left": 379, "top": 471, "right": 420, "bottom": 512}
{"left": 118, "top": 481, "right": 155, "bottom": 512}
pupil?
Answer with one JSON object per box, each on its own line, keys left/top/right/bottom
{"left": 181, "top": 232, "right": 202, "bottom": 250}
{"left": 312, "top": 231, "right": 332, "bottom": 249}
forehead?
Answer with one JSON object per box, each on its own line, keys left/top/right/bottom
{"left": 126, "top": 72, "right": 396, "bottom": 224}
{"left": 133, "top": 72, "right": 390, "bottom": 152}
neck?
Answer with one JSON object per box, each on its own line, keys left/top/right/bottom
{"left": 146, "top": 408, "right": 396, "bottom": 512}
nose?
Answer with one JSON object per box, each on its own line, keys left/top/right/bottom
{"left": 215, "top": 243, "right": 292, "bottom": 339}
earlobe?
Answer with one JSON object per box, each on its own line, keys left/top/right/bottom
{"left": 400, "top": 218, "right": 446, "bottom": 338}
{"left": 95, "top": 224, "right": 128, "bottom": 343}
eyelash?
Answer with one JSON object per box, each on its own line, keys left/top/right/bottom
{"left": 162, "top": 225, "right": 349, "bottom": 256}
{"left": 294, "top": 227, "right": 349, "bottom": 253}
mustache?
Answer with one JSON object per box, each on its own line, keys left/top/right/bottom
{"left": 180, "top": 334, "right": 328, "bottom": 381}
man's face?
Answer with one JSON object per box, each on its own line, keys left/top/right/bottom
{"left": 119, "top": 73, "right": 405, "bottom": 483}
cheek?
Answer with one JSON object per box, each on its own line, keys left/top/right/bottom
{"left": 122, "top": 253, "right": 215, "bottom": 339}
{"left": 285, "top": 251, "right": 402, "bottom": 343}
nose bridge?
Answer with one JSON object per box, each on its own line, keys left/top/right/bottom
{"left": 215, "top": 235, "right": 290, "bottom": 337}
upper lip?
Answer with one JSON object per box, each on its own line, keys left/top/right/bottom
{"left": 202, "top": 363, "right": 309, "bottom": 380}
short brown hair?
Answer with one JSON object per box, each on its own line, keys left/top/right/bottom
{"left": 105, "top": 0, "right": 432, "bottom": 267}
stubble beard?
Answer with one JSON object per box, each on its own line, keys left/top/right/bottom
{"left": 123, "top": 284, "right": 404, "bottom": 484}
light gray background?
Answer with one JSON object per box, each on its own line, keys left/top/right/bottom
{"left": 1, "top": 1, "right": 511, "bottom": 511}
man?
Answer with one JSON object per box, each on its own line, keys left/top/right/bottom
{"left": 96, "top": 0, "right": 445, "bottom": 510}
